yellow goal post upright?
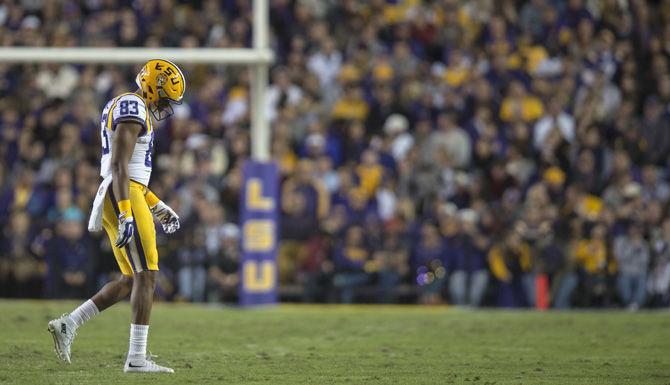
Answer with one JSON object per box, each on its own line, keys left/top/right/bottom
{"left": 0, "top": 0, "right": 279, "bottom": 306}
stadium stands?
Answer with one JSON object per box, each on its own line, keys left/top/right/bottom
{"left": 1, "top": 0, "right": 670, "bottom": 308}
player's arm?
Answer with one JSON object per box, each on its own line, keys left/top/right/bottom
{"left": 111, "top": 122, "right": 142, "bottom": 247}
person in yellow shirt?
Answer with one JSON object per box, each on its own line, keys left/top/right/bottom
{"left": 272, "top": 139, "right": 298, "bottom": 177}
{"left": 488, "top": 230, "right": 534, "bottom": 307}
{"left": 500, "top": 80, "right": 544, "bottom": 123}
{"left": 442, "top": 49, "right": 470, "bottom": 88}
{"left": 331, "top": 85, "right": 369, "bottom": 121}
{"left": 355, "top": 149, "right": 383, "bottom": 199}
{"left": 574, "top": 225, "right": 608, "bottom": 275}
{"left": 554, "top": 223, "right": 610, "bottom": 308}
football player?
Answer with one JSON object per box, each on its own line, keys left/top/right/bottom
{"left": 48, "top": 59, "right": 185, "bottom": 373}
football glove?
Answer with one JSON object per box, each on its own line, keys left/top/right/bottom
{"left": 115, "top": 214, "right": 135, "bottom": 248}
{"left": 151, "top": 201, "right": 180, "bottom": 234}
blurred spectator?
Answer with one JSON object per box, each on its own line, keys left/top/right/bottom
{"left": 383, "top": 114, "right": 414, "bottom": 163}
{"left": 333, "top": 225, "right": 370, "bottom": 304}
{"left": 533, "top": 97, "right": 575, "bottom": 150}
{"left": 176, "top": 228, "right": 208, "bottom": 302}
{"left": 297, "top": 234, "right": 333, "bottom": 303}
{"left": 449, "top": 209, "right": 489, "bottom": 307}
{"left": 648, "top": 218, "right": 670, "bottom": 307}
{"left": 372, "top": 223, "right": 409, "bottom": 303}
{"left": 45, "top": 207, "right": 92, "bottom": 299}
{"left": 554, "top": 223, "right": 609, "bottom": 308}
{"left": 488, "top": 231, "right": 534, "bottom": 307}
{"left": 307, "top": 37, "right": 342, "bottom": 90}
{"left": 613, "top": 224, "right": 650, "bottom": 310}
{"left": 500, "top": 81, "right": 544, "bottom": 124}
{"left": 0, "top": 209, "right": 45, "bottom": 298}
{"left": 426, "top": 112, "right": 471, "bottom": 169}
{"left": 412, "top": 222, "right": 447, "bottom": 304}
{"left": 279, "top": 159, "right": 328, "bottom": 284}
{"left": 207, "top": 224, "right": 241, "bottom": 303}
{"left": 267, "top": 67, "right": 303, "bottom": 122}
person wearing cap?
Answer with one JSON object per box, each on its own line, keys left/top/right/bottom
{"left": 46, "top": 207, "right": 93, "bottom": 299}
{"left": 383, "top": 114, "right": 415, "bottom": 162}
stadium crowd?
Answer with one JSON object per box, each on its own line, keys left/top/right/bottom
{"left": 1, "top": 0, "right": 670, "bottom": 309}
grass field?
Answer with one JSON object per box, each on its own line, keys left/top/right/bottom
{"left": 0, "top": 300, "right": 668, "bottom": 384}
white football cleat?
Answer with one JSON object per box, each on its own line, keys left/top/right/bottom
{"left": 124, "top": 354, "right": 174, "bottom": 373}
{"left": 47, "top": 314, "right": 77, "bottom": 364}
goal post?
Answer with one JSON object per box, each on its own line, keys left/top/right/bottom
{"left": 0, "top": 47, "right": 273, "bottom": 64}
{"left": 0, "top": 0, "right": 279, "bottom": 306}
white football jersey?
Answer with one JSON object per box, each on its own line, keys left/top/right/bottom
{"left": 99, "top": 93, "right": 154, "bottom": 186}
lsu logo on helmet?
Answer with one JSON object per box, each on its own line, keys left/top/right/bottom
{"left": 135, "top": 59, "right": 186, "bottom": 120}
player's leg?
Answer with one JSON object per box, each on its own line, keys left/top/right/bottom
{"left": 130, "top": 271, "right": 156, "bottom": 324}
{"left": 49, "top": 273, "right": 133, "bottom": 362}
{"left": 91, "top": 274, "right": 134, "bottom": 311}
{"left": 118, "top": 183, "right": 173, "bottom": 373}
{"left": 92, "top": 194, "right": 137, "bottom": 311}
{"left": 48, "top": 194, "right": 135, "bottom": 363}
{"left": 126, "top": 270, "right": 158, "bottom": 370}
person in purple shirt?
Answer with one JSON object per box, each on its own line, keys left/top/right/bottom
{"left": 412, "top": 222, "right": 448, "bottom": 304}
{"left": 448, "top": 210, "right": 490, "bottom": 307}
{"left": 374, "top": 223, "right": 410, "bottom": 304}
{"left": 45, "top": 207, "right": 93, "bottom": 299}
{"left": 332, "top": 225, "right": 370, "bottom": 303}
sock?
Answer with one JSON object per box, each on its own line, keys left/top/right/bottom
{"left": 68, "top": 299, "right": 99, "bottom": 329}
{"left": 128, "top": 324, "right": 149, "bottom": 363}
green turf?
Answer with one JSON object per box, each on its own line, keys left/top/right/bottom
{"left": 0, "top": 300, "right": 668, "bottom": 384}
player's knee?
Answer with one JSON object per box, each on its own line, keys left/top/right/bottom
{"left": 119, "top": 275, "right": 133, "bottom": 290}
{"left": 134, "top": 270, "right": 157, "bottom": 289}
